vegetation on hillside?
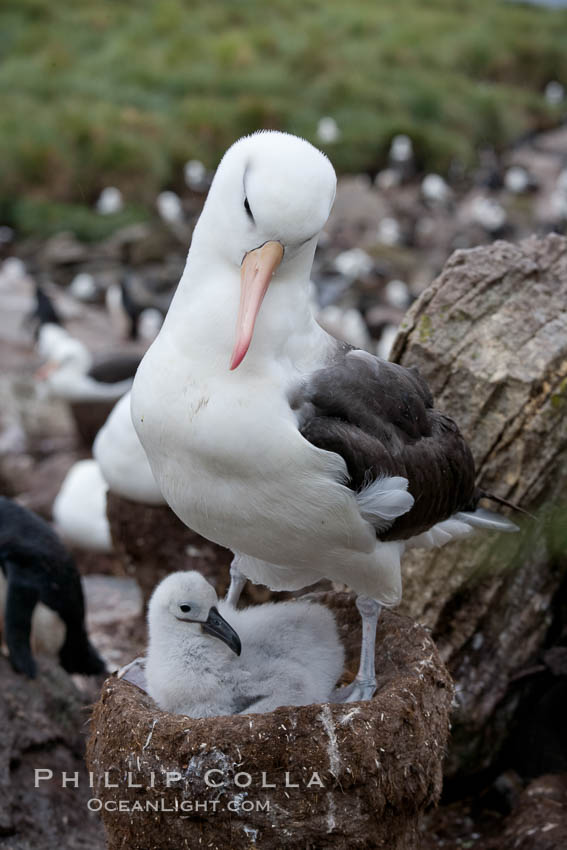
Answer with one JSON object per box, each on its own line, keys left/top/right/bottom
{"left": 0, "top": 0, "right": 566, "bottom": 237}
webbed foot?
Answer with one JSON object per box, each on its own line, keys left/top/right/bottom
{"left": 330, "top": 677, "right": 376, "bottom": 703}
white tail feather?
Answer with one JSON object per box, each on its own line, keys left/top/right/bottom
{"left": 455, "top": 508, "right": 519, "bottom": 533}
{"left": 355, "top": 475, "right": 414, "bottom": 531}
{"left": 407, "top": 518, "right": 473, "bottom": 550}
{"left": 408, "top": 508, "right": 519, "bottom": 551}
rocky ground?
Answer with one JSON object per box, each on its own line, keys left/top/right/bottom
{"left": 0, "top": 124, "right": 566, "bottom": 848}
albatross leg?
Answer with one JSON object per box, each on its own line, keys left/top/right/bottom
{"left": 225, "top": 556, "right": 247, "bottom": 607}
{"left": 331, "top": 595, "right": 381, "bottom": 703}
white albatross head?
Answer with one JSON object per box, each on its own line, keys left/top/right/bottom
{"left": 196, "top": 131, "right": 337, "bottom": 369}
{"left": 35, "top": 324, "right": 92, "bottom": 385}
{"left": 147, "top": 571, "right": 241, "bottom": 656}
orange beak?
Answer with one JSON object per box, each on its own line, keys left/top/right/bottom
{"left": 229, "top": 240, "right": 284, "bottom": 370}
{"left": 35, "top": 361, "right": 59, "bottom": 381}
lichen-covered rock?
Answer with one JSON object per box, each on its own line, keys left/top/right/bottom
{"left": 87, "top": 593, "right": 453, "bottom": 849}
{"left": 392, "top": 234, "right": 567, "bottom": 777}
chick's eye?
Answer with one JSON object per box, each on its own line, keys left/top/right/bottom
{"left": 179, "top": 604, "right": 191, "bottom": 613}
{"left": 244, "top": 197, "right": 254, "bottom": 221}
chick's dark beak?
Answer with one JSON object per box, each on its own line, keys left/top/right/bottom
{"left": 202, "top": 606, "right": 242, "bottom": 656}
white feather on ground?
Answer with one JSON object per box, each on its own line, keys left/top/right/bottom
{"left": 145, "top": 571, "right": 345, "bottom": 718}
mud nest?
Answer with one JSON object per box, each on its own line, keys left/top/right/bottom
{"left": 71, "top": 399, "right": 119, "bottom": 448}
{"left": 87, "top": 592, "right": 453, "bottom": 849}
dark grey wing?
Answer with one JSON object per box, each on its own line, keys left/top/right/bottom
{"left": 88, "top": 354, "right": 141, "bottom": 384}
{"left": 294, "top": 350, "right": 477, "bottom": 541}
{"left": 232, "top": 694, "right": 270, "bottom": 714}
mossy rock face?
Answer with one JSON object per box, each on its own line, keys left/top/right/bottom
{"left": 87, "top": 593, "right": 453, "bottom": 850}
{"left": 391, "top": 234, "right": 567, "bottom": 779}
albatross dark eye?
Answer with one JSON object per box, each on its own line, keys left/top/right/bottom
{"left": 244, "top": 197, "right": 254, "bottom": 222}
{"left": 179, "top": 604, "right": 191, "bottom": 613}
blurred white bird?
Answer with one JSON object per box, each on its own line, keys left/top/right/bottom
{"left": 333, "top": 247, "right": 374, "bottom": 280}
{"left": 96, "top": 187, "right": 123, "bottom": 215}
{"left": 551, "top": 168, "right": 567, "bottom": 219}
{"left": 387, "top": 135, "right": 415, "bottom": 183}
{"left": 137, "top": 308, "right": 164, "bottom": 342}
{"left": 93, "top": 392, "right": 165, "bottom": 506}
{"left": 52, "top": 459, "right": 112, "bottom": 553}
{"left": 36, "top": 324, "right": 91, "bottom": 387}
{"left": 156, "top": 191, "right": 184, "bottom": 225}
{"left": 421, "top": 173, "right": 452, "bottom": 206}
{"left": 375, "top": 324, "right": 399, "bottom": 361}
{"left": 550, "top": 189, "right": 567, "bottom": 221}
{"left": 34, "top": 317, "right": 140, "bottom": 447}
{"left": 0, "top": 421, "right": 27, "bottom": 455}
{"left": 504, "top": 166, "right": 530, "bottom": 195}
{"left": 184, "top": 160, "right": 208, "bottom": 192}
{"left": 374, "top": 169, "right": 401, "bottom": 191}
{"left": 145, "top": 571, "right": 345, "bottom": 718}
{"left": 69, "top": 272, "right": 99, "bottom": 302}
{"left": 545, "top": 80, "right": 564, "bottom": 106}
{"left": 36, "top": 324, "right": 134, "bottom": 403}
{"left": 557, "top": 169, "right": 567, "bottom": 194}
{"left": 0, "top": 226, "right": 14, "bottom": 246}
{"left": 316, "top": 305, "right": 371, "bottom": 350}
{"left": 384, "top": 279, "right": 411, "bottom": 311}
{"left": 389, "top": 135, "right": 413, "bottom": 163}
{"left": 0, "top": 256, "right": 27, "bottom": 287}
{"left": 377, "top": 217, "right": 401, "bottom": 245}
{"left": 316, "top": 117, "right": 340, "bottom": 144}
{"left": 470, "top": 196, "right": 507, "bottom": 233}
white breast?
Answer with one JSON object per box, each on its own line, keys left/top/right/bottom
{"left": 132, "top": 332, "right": 374, "bottom": 574}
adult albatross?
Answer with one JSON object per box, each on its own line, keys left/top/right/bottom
{"left": 131, "top": 131, "right": 517, "bottom": 702}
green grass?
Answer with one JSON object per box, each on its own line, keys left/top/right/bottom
{"left": 0, "top": 197, "right": 150, "bottom": 242}
{"left": 1, "top": 0, "right": 566, "bottom": 237}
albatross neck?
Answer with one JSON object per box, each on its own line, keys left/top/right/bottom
{"left": 164, "top": 235, "right": 320, "bottom": 372}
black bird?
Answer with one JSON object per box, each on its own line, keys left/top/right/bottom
{"left": 0, "top": 497, "right": 106, "bottom": 678}
{"left": 105, "top": 274, "right": 167, "bottom": 341}
{"left": 24, "top": 283, "right": 63, "bottom": 338}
